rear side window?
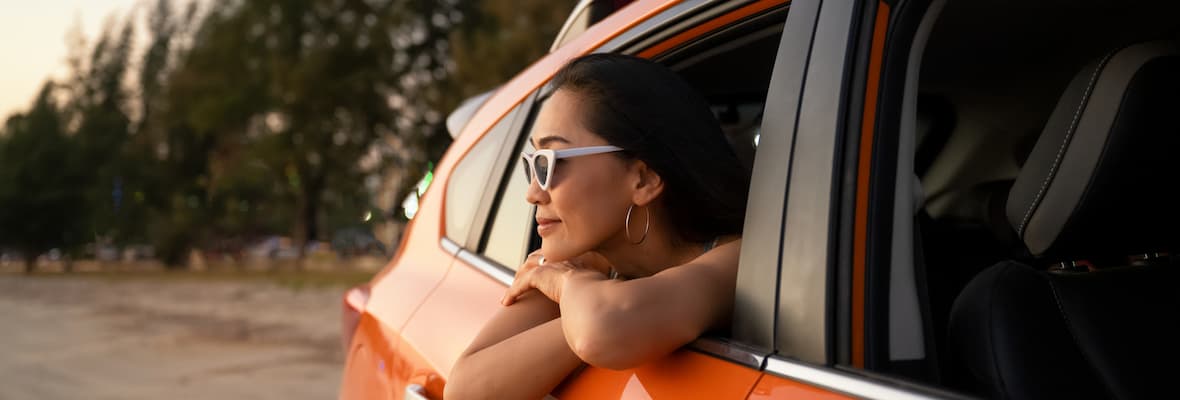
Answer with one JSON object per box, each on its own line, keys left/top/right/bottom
{"left": 444, "top": 106, "right": 522, "bottom": 246}
{"left": 478, "top": 97, "right": 554, "bottom": 270}
{"left": 479, "top": 144, "right": 532, "bottom": 269}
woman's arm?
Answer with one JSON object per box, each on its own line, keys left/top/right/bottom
{"left": 558, "top": 238, "right": 742, "bottom": 369}
{"left": 445, "top": 290, "right": 584, "bottom": 400}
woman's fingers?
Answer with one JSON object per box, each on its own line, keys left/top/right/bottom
{"left": 504, "top": 253, "right": 594, "bottom": 306}
{"left": 502, "top": 270, "right": 532, "bottom": 306}
{"left": 503, "top": 254, "right": 544, "bottom": 306}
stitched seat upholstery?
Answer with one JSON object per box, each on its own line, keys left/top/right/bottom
{"left": 947, "top": 41, "right": 1180, "bottom": 399}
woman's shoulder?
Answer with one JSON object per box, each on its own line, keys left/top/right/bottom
{"left": 692, "top": 234, "right": 741, "bottom": 266}
{"left": 708, "top": 234, "right": 741, "bottom": 253}
{"left": 716, "top": 234, "right": 741, "bottom": 248}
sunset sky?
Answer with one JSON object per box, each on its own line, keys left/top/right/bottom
{"left": 0, "top": 0, "right": 141, "bottom": 119}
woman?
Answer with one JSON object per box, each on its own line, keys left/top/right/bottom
{"left": 445, "top": 53, "right": 751, "bottom": 400}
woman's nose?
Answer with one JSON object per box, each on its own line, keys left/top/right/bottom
{"left": 525, "top": 178, "right": 548, "bottom": 205}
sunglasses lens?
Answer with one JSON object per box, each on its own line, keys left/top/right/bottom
{"left": 535, "top": 153, "right": 551, "bottom": 187}
{"left": 521, "top": 155, "right": 533, "bottom": 182}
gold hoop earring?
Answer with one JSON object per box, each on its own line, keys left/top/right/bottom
{"left": 625, "top": 204, "right": 649, "bottom": 245}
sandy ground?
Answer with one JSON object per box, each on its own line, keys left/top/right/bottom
{"left": 0, "top": 274, "right": 349, "bottom": 400}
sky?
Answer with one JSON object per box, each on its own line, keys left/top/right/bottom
{"left": 0, "top": 0, "right": 141, "bottom": 119}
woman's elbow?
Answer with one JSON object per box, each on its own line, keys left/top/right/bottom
{"left": 443, "top": 381, "right": 465, "bottom": 400}
{"left": 444, "top": 361, "right": 488, "bottom": 400}
{"left": 567, "top": 321, "right": 662, "bottom": 370}
{"left": 569, "top": 334, "right": 640, "bottom": 370}
{"left": 444, "top": 376, "right": 492, "bottom": 400}
{"left": 566, "top": 318, "right": 699, "bottom": 370}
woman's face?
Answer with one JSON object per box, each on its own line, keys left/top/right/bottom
{"left": 526, "top": 89, "right": 635, "bottom": 262}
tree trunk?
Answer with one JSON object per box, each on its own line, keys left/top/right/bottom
{"left": 291, "top": 195, "right": 307, "bottom": 271}
{"left": 23, "top": 253, "right": 36, "bottom": 274}
{"left": 291, "top": 174, "right": 323, "bottom": 271}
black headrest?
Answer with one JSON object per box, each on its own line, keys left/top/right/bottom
{"left": 1006, "top": 41, "right": 1180, "bottom": 261}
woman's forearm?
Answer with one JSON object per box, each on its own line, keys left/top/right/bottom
{"left": 557, "top": 270, "right": 706, "bottom": 370}
{"left": 446, "top": 318, "right": 584, "bottom": 400}
{"left": 559, "top": 274, "right": 649, "bottom": 368}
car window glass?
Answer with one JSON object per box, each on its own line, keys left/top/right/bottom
{"left": 445, "top": 105, "right": 522, "bottom": 246}
{"left": 481, "top": 146, "right": 533, "bottom": 269}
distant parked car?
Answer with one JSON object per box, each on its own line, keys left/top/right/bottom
{"left": 332, "top": 228, "right": 387, "bottom": 258}
{"left": 247, "top": 236, "right": 300, "bottom": 260}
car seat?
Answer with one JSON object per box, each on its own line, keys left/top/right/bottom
{"left": 946, "top": 40, "right": 1180, "bottom": 399}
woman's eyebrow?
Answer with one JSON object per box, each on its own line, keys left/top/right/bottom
{"left": 533, "top": 135, "right": 571, "bottom": 148}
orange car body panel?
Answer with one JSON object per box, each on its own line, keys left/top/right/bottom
{"left": 397, "top": 255, "right": 504, "bottom": 378}
{"left": 747, "top": 374, "right": 854, "bottom": 400}
{"left": 551, "top": 351, "right": 763, "bottom": 399}
{"left": 340, "top": 314, "right": 400, "bottom": 400}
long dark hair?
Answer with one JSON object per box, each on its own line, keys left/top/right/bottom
{"left": 548, "top": 53, "right": 750, "bottom": 243}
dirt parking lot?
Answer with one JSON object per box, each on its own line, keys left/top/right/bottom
{"left": 0, "top": 273, "right": 355, "bottom": 400}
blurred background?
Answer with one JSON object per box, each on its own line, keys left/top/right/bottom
{"left": 0, "top": 0, "right": 578, "bottom": 272}
{"left": 0, "top": 0, "right": 576, "bottom": 398}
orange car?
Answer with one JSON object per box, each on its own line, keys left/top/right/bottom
{"left": 340, "top": 0, "right": 1180, "bottom": 398}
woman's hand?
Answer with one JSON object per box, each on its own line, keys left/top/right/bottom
{"left": 502, "top": 252, "right": 608, "bottom": 306}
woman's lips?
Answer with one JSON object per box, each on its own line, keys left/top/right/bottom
{"left": 536, "top": 218, "right": 560, "bottom": 236}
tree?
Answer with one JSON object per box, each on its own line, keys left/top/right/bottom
{"left": 156, "top": 0, "right": 469, "bottom": 267}
{"left": 132, "top": 0, "right": 207, "bottom": 267}
{"left": 63, "top": 17, "right": 138, "bottom": 251}
{"left": 0, "top": 84, "right": 88, "bottom": 273}
{"left": 447, "top": 0, "right": 577, "bottom": 98}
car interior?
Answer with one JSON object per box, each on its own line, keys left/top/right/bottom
{"left": 662, "top": 18, "right": 785, "bottom": 171}
{"left": 907, "top": 0, "right": 1180, "bottom": 397}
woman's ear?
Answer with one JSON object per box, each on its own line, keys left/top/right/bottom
{"left": 630, "top": 160, "right": 664, "bottom": 207}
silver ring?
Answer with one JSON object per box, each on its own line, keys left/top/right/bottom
{"left": 538, "top": 255, "right": 546, "bottom": 265}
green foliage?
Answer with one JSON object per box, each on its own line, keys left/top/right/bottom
{"left": 70, "top": 20, "right": 138, "bottom": 246}
{"left": 447, "top": 0, "right": 576, "bottom": 97}
{"left": 0, "top": 84, "right": 88, "bottom": 271}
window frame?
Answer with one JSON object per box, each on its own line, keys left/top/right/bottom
{"left": 756, "top": 0, "right": 980, "bottom": 398}
{"left": 475, "top": 91, "right": 544, "bottom": 269}
{"left": 463, "top": 98, "right": 535, "bottom": 250}
{"left": 443, "top": 103, "right": 526, "bottom": 248}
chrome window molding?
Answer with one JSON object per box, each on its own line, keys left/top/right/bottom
{"left": 764, "top": 357, "right": 956, "bottom": 400}
{"left": 452, "top": 246, "right": 515, "bottom": 286}
{"left": 687, "top": 337, "right": 771, "bottom": 370}
{"left": 441, "top": 236, "right": 462, "bottom": 255}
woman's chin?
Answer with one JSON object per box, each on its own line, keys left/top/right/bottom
{"left": 539, "top": 244, "right": 576, "bottom": 263}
